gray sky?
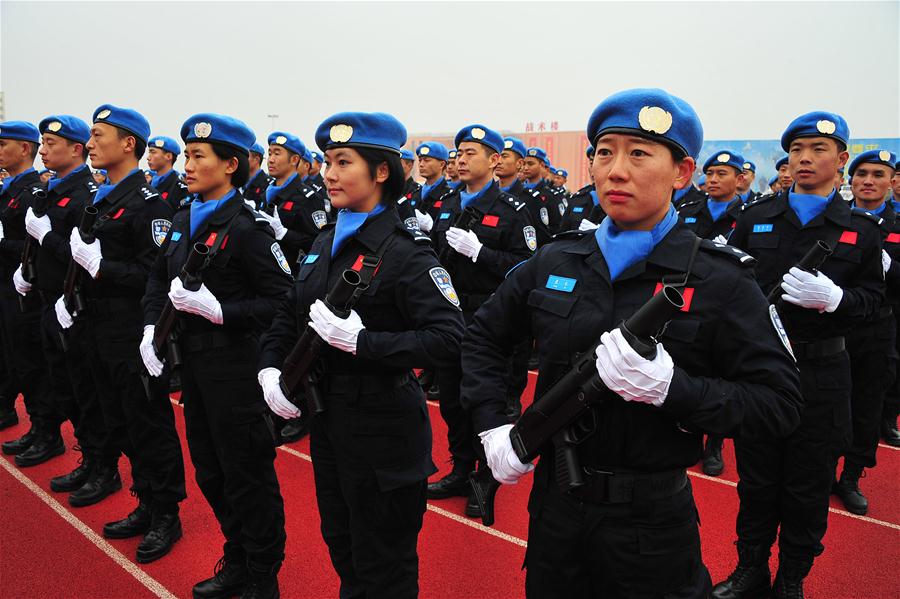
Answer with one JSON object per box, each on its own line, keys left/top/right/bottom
{"left": 2, "top": 1, "right": 898, "bottom": 170}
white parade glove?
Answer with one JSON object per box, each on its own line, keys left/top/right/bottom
{"left": 258, "top": 367, "right": 301, "bottom": 419}
{"left": 140, "top": 325, "right": 164, "bottom": 377}
{"left": 69, "top": 228, "right": 102, "bottom": 278}
{"left": 882, "top": 250, "right": 891, "bottom": 275}
{"left": 578, "top": 218, "right": 600, "bottom": 231}
{"left": 260, "top": 207, "right": 287, "bottom": 240}
{"left": 244, "top": 199, "right": 257, "bottom": 210}
{"left": 479, "top": 424, "right": 535, "bottom": 485}
{"left": 54, "top": 296, "right": 74, "bottom": 329}
{"left": 168, "top": 277, "right": 224, "bottom": 324}
{"left": 308, "top": 299, "right": 365, "bottom": 354}
{"left": 25, "top": 207, "right": 52, "bottom": 244}
{"left": 595, "top": 328, "right": 674, "bottom": 407}
{"left": 446, "top": 226, "right": 483, "bottom": 262}
{"left": 415, "top": 209, "right": 433, "bottom": 233}
{"left": 712, "top": 234, "right": 728, "bottom": 245}
{"left": 0, "top": 220, "right": 4, "bottom": 241}
{"left": 12, "top": 265, "right": 31, "bottom": 296}
{"left": 781, "top": 266, "right": 843, "bottom": 313}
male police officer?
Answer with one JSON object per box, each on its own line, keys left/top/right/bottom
{"left": 243, "top": 141, "right": 272, "bottom": 210}
{"left": 409, "top": 141, "right": 451, "bottom": 232}
{"left": 885, "top": 162, "right": 900, "bottom": 446}
{"left": 551, "top": 167, "right": 568, "bottom": 192}
{"left": 738, "top": 160, "right": 759, "bottom": 203}
{"left": 521, "top": 147, "right": 565, "bottom": 245}
{"left": 495, "top": 137, "right": 527, "bottom": 198}
{"left": 147, "top": 136, "right": 189, "bottom": 211}
{"left": 717, "top": 112, "right": 884, "bottom": 598}
{"left": 446, "top": 149, "right": 462, "bottom": 189}
{"left": 775, "top": 155, "right": 793, "bottom": 191}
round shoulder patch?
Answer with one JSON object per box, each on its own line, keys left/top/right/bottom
{"left": 271, "top": 242, "right": 292, "bottom": 275}
{"left": 429, "top": 266, "right": 460, "bottom": 308}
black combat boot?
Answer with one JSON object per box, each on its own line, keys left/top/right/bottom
{"left": 50, "top": 451, "right": 96, "bottom": 492}
{"left": 103, "top": 501, "right": 152, "bottom": 538}
{"left": 192, "top": 544, "right": 248, "bottom": 599}
{"left": 136, "top": 508, "right": 182, "bottom": 563}
{"left": 702, "top": 436, "right": 725, "bottom": 476}
{"left": 882, "top": 413, "right": 900, "bottom": 447}
{"left": 772, "top": 556, "right": 812, "bottom": 599}
{"left": 69, "top": 464, "right": 122, "bottom": 507}
{"left": 427, "top": 467, "right": 473, "bottom": 499}
{"left": 240, "top": 562, "right": 280, "bottom": 599}
{"left": 1, "top": 424, "right": 37, "bottom": 455}
{"left": 15, "top": 431, "right": 65, "bottom": 467}
{"left": 711, "top": 542, "right": 771, "bottom": 599}
{"left": 833, "top": 463, "right": 868, "bottom": 515}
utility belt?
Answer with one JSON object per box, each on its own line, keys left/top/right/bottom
{"left": 84, "top": 296, "right": 140, "bottom": 318}
{"left": 567, "top": 467, "right": 688, "bottom": 505}
{"left": 181, "top": 330, "right": 250, "bottom": 354}
{"left": 791, "top": 336, "right": 845, "bottom": 360}
{"left": 319, "top": 372, "right": 414, "bottom": 395}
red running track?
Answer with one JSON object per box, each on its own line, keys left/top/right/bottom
{"left": 1, "top": 373, "right": 899, "bottom": 599}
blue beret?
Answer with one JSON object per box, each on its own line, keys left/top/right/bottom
{"left": 502, "top": 137, "right": 527, "bottom": 158}
{"left": 148, "top": 136, "right": 181, "bottom": 156}
{"left": 416, "top": 142, "right": 449, "bottom": 161}
{"left": 525, "top": 147, "right": 549, "bottom": 164}
{"left": 586, "top": 87, "right": 703, "bottom": 159}
{"left": 0, "top": 121, "right": 40, "bottom": 144}
{"left": 455, "top": 124, "right": 504, "bottom": 155}
{"left": 703, "top": 150, "right": 745, "bottom": 173}
{"left": 586, "top": 144, "right": 595, "bottom": 158}
{"left": 775, "top": 155, "right": 789, "bottom": 171}
{"left": 92, "top": 104, "right": 150, "bottom": 144}
{"left": 181, "top": 113, "right": 255, "bottom": 153}
{"left": 554, "top": 168, "right": 568, "bottom": 178}
{"left": 250, "top": 142, "right": 265, "bottom": 156}
{"left": 781, "top": 110, "right": 849, "bottom": 151}
{"left": 697, "top": 175, "right": 707, "bottom": 186}
{"left": 448, "top": 149, "right": 457, "bottom": 159}
{"left": 768, "top": 175, "right": 778, "bottom": 186}
{"left": 268, "top": 131, "right": 307, "bottom": 157}
{"left": 315, "top": 111, "right": 406, "bottom": 156}
{"left": 848, "top": 149, "right": 898, "bottom": 177}
{"left": 300, "top": 146, "right": 314, "bottom": 164}
{"left": 742, "top": 160, "right": 756, "bottom": 173}
{"left": 39, "top": 115, "right": 90, "bottom": 144}
{"left": 310, "top": 150, "right": 323, "bottom": 163}
{"left": 400, "top": 148, "right": 415, "bottom": 161}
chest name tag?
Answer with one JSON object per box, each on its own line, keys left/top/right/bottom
{"left": 753, "top": 224, "right": 773, "bottom": 233}
{"left": 439, "top": 212, "right": 451, "bottom": 220}
{"left": 886, "top": 233, "right": 900, "bottom": 244}
{"left": 304, "top": 254, "right": 319, "bottom": 264}
{"left": 573, "top": 206, "right": 584, "bottom": 213}
{"left": 546, "top": 275, "right": 577, "bottom": 293}
{"left": 685, "top": 217, "right": 697, "bottom": 224}
{"left": 171, "top": 231, "right": 182, "bottom": 242}
{"left": 839, "top": 230, "right": 858, "bottom": 245}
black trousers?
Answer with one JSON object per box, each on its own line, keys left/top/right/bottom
{"left": 882, "top": 311, "right": 900, "bottom": 421}
{"left": 524, "top": 466, "right": 710, "bottom": 599}
{"left": 846, "top": 313, "right": 897, "bottom": 468}
{"left": 82, "top": 302, "right": 185, "bottom": 509}
{"left": 182, "top": 342, "right": 285, "bottom": 567}
{"left": 0, "top": 323, "right": 20, "bottom": 411}
{"left": 735, "top": 350, "right": 851, "bottom": 561}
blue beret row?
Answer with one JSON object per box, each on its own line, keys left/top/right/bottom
{"left": 742, "top": 160, "right": 756, "bottom": 172}
{"left": 180, "top": 113, "right": 255, "bottom": 153}
{"left": 250, "top": 142, "right": 265, "bottom": 156}
{"left": 768, "top": 175, "right": 779, "bottom": 186}
{"left": 697, "top": 175, "right": 707, "bottom": 186}
{"left": 525, "top": 146, "right": 549, "bottom": 165}
{"left": 848, "top": 149, "right": 898, "bottom": 177}
{"left": 268, "top": 131, "right": 307, "bottom": 158}
{"left": 315, "top": 112, "right": 406, "bottom": 156}
{"left": 0, "top": 120, "right": 40, "bottom": 144}
{"left": 148, "top": 135, "right": 181, "bottom": 155}
{"left": 586, "top": 144, "right": 595, "bottom": 158}
{"left": 502, "top": 137, "right": 527, "bottom": 158}
{"left": 455, "top": 124, "right": 504, "bottom": 155}
{"left": 448, "top": 149, "right": 457, "bottom": 159}
{"left": 703, "top": 150, "right": 745, "bottom": 173}
{"left": 416, "top": 141, "right": 449, "bottom": 161}
{"left": 781, "top": 110, "right": 850, "bottom": 151}
{"left": 310, "top": 150, "right": 323, "bottom": 163}
{"left": 554, "top": 168, "right": 568, "bottom": 177}
{"left": 775, "top": 155, "right": 789, "bottom": 171}
{"left": 93, "top": 104, "right": 151, "bottom": 144}
{"left": 39, "top": 115, "right": 90, "bottom": 144}
{"left": 400, "top": 148, "right": 415, "bottom": 161}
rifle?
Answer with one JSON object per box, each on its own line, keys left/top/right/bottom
{"left": 437, "top": 206, "right": 482, "bottom": 265}
{"left": 152, "top": 242, "right": 209, "bottom": 369}
{"left": 19, "top": 189, "right": 49, "bottom": 312}
{"left": 278, "top": 268, "right": 367, "bottom": 416}
{"left": 470, "top": 285, "right": 685, "bottom": 526}
{"left": 62, "top": 206, "right": 99, "bottom": 316}
{"left": 765, "top": 240, "right": 833, "bottom": 304}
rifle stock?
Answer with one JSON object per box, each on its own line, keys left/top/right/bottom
{"left": 766, "top": 240, "right": 833, "bottom": 304}
{"left": 152, "top": 242, "right": 209, "bottom": 368}
{"left": 62, "top": 206, "right": 99, "bottom": 316}
{"left": 19, "top": 189, "right": 49, "bottom": 312}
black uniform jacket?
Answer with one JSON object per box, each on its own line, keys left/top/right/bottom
{"left": 878, "top": 202, "right": 900, "bottom": 308}
{"left": 521, "top": 179, "right": 566, "bottom": 245}
{"left": 677, "top": 196, "right": 743, "bottom": 240}
{"left": 409, "top": 178, "right": 452, "bottom": 219}
{"left": 461, "top": 224, "right": 803, "bottom": 472}
{"left": 243, "top": 170, "right": 272, "bottom": 210}
{"left": 266, "top": 174, "right": 330, "bottom": 265}
{"left": 154, "top": 170, "right": 190, "bottom": 211}
{"left": 674, "top": 185, "right": 707, "bottom": 210}
{"left": 559, "top": 184, "right": 601, "bottom": 232}
{"left": 0, "top": 169, "right": 43, "bottom": 278}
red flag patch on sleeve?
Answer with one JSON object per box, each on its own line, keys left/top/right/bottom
{"left": 57, "top": 197, "right": 71, "bottom": 207}
{"left": 839, "top": 231, "right": 858, "bottom": 245}
{"left": 654, "top": 282, "right": 695, "bottom": 312}
{"left": 282, "top": 201, "right": 294, "bottom": 211}
{"left": 482, "top": 215, "right": 500, "bottom": 227}
{"left": 433, "top": 201, "right": 442, "bottom": 208}
{"left": 886, "top": 233, "right": 900, "bottom": 244}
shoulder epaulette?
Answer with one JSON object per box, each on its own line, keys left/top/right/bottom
{"left": 742, "top": 193, "right": 776, "bottom": 211}
{"left": 140, "top": 185, "right": 159, "bottom": 201}
{"left": 551, "top": 229, "right": 589, "bottom": 241}
{"left": 850, "top": 206, "right": 884, "bottom": 226}
{"left": 699, "top": 239, "right": 756, "bottom": 267}
{"left": 677, "top": 199, "right": 703, "bottom": 212}
{"left": 86, "top": 180, "right": 99, "bottom": 193}
{"left": 501, "top": 192, "right": 527, "bottom": 212}
{"left": 399, "top": 222, "right": 432, "bottom": 243}
{"left": 576, "top": 184, "right": 593, "bottom": 195}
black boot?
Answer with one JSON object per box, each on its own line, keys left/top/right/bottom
{"left": 2, "top": 425, "right": 38, "bottom": 455}
{"left": 192, "top": 545, "right": 248, "bottom": 599}
{"left": 103, "top": 501, "right": 152, "bottom": 538}
{"left": 427, "top": 468, "right": 473, "bottom": 499}
{"left": 69, "top": 465, "right": 122, "bottom": 507}
{"left": 14, "top": 432, "right": 65, "bottom": 467}
{"left": 702, "top": 436, "right": 725, "bottom": 476}
{"left": 50, "top": 453, "right": 96, "bottom": 493}
{"left": 833, "top": 463, "right": 868, "bottom": 515}
{"left": 0, "top": 406, "right": 18, "bottom": 430}
{"left": 882, "top": 414, "right": 900, "bottom": 447}
{"left": 240, "top": 562, "right": 280, "bottom": 599}
{"left": 772, "top": 556, "right": 812, "bottom": 599}
{"left": 711, "top": 543, "right": 771, "bottom": 599}
{"left": 136, "top": 509, "right": 182, "bottom": 563}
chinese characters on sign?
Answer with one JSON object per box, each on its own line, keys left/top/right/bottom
{"left": 525, "top": 121, "right": 559, "bottom": 132}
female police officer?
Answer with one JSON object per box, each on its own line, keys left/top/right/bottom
{"left": 257, "top": 112, "right": 465, "bottom": 598}
{"left": 460, "top": 89, "right": 804, "bottom": 598}
{"left": 140, "top": 113, "right": 292, "bottom": 599}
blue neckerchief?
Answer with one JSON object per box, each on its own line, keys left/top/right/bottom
{"left": 739, "top": 190, "right": 751, "bottom": 203}
{"left": 707, "top": 198, "right": 733, "bottom": 222}
{"left": 332, "top": 203, "right": 386, "bottom": 256}
{"left": 151, "top": 169, "right": 176, "bottom": 189}
{"left": 788, "top": 186, "right": 834, "bottom": 226}
{"left": 48, "top": 164, "right": 88, "bottom": 192}
{"left": 5, "top": 167, "right": 36, "bottom": 190}
{"left": 302, "top": 175, "right": 310, "bottom": 184}
{"left": 523, "top": 179, "right": 540, "bottom": 190}
{"left": 589, "top": 189, "right": 599, "bottom": 206}
{"left": 595, "top": 205, "right": 678, "bottom": 281}
{"left": 853, "top": 200, "right": 886, "bottom": 215}
{"left": 265, "top": 173, "right": 297, "bottom": 205}
{"left": 93, "top": 168, "right": 142, "bottom": 205}
{"left": 243, "top": 169, "right": 261, "bottom": 191}
{"left": 448, "top": 180, "right": 462, "bottom": 190}
{"left": 190, "top": 188, "right": 236, "bottom": 238}
{"left": 891, "top": 198, "right": 900, "bottom": 213}
{"left": 459, "top": 180, "right": 493, "bottom": 209}
{"left": 673, "top": 186, "right": 690, "bottom": 203}
{"left": 422, "top": 177, "right": 445, "bottom": 200}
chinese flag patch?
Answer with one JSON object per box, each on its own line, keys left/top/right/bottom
{"left": 205, "top": 232, "right": 218, "bottom": 247}
{"left": 482, "top": 215, "right": 500, "bottom": 227}
{"left": 654, "top": 282, "right": 694, "bottom": 312}
{"left": 111, "top": 207, "right": 125, "bottom": 220}
{"left": 57, "top": 197, "right": 71, "bottom": 207}
{"left": 282, "top": 201, "right": 294, "bottom": 211}
{"left": 433, "top": 201, "right": 443, "bottom": 208}
{"left": 839, "top": 231, "right": 858, "bottom": 245}
{"left": 161, "top": 192, "right": 169, "bottom": 200}
{"left": 886, "top": 233, "right": 900, "bottom": 244}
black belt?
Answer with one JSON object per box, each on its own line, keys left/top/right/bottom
{"left": 85, "top": 296, "right": 139, "bottom": 317}
{"left": 182, "top": 330, "right": 248, "bottom": 354}
{"left": 321, "top": 372, "right": 414, "bottom": 394}
{"left": 791, "top": 336, "right": 845, "bottom": 360}
{"left": 569, "top": 468, "right": 688, "bottom": 504}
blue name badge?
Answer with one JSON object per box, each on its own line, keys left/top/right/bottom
{"left": 685, "top": 217, "right": 697, "bottom": 224}
{"left": 546, "top": 274, "right": 577, "bottom": 293}
{"left": 304, "top": 254, "right": 319, "bottom": 264}
{"left": 171, "top": 231, "right": 182, "bottom": 242}
{"left": 573, "top": 207, "right": 584, "bottom": 213}
{"left": 753, "top": 224, "right": 774, "bottom": 233}
{"left": 439, "top": 212, "right": 451, "bottom": 220}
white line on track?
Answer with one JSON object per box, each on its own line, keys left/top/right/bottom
{"left": 0, "top": 456, "right": 177, "bottom": 599}
{"left": 877, "top": 442, "right": 899, "bottom": 451}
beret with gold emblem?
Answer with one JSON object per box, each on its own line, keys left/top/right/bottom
{"left": 586, "top": 88, "right": 703, "bottom": 159}
{"left": 147, "top": 136, "right": 181, "bottom": 156}
{"left": 315, "top": 111, "right": 406, "bottom": 156}
{"left": 742, "top": 160, "right": 756, "bottom": 173}
{"left": 0, "top": 120, "right": 40, "bottom": 144}
{"left": 180, "top": 113, "right": 255, "bottom": 153}
{"left": 92, "top": 104, "right": 151, "bottom": 144}
{"left": 555, "top": 168, "right": 568, "bottom": 178}
{"left": 416, "top": 141, "right": 449, "bottom": 161}
{"left": 848, "top": 149, "right": 897, "bottom": 177}
{"left": 780, "top": 110, "right": 849, "bottom": 151}
{"left": 703, "top": 150, "right": 745, "bottom": 173}
{"left": 502, "top": 137, "right": 527, "bottom": 159}
{"left": 525, "top": 146, "right": 549, "bottom": 165}
{"left": 267, "top": 131, "right": 307, "bottom": 157}
{"left": 38, "top": 115, "right": 90, "bottom": 144}
{"left": 310, "top": 150, "right": 323, "bottom": 164}
{"left": 454, "top": 124, "right": 504, "bottom": 155}
{"left": 775, "top": 155, "right": 789, "bottom": 171}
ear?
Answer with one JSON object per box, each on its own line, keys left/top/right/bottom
{"left": 290, "top": 154, "right": 300, "bottom": 168}
{"left": 225, "top": 156, "right": 238, "bottom": 176}
{"left": 673, "top": 158, "right": 696, "bottom": 190}
{"left": 837, "top": 150, "right": 849, "bottom": 169}
{"left": 488, "top": 152, "right": 501, "bottom": 169}
{"left": 121, "top": 134, "right": 136, "bottom": 155}
{"left": 374, "top": 161, "right": 389, "bottom": 184}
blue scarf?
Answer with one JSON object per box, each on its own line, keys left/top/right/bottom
{"left": 93, "top": 168, "right": 142, "bottom": 205}
{"left": 422, "top": 177, "right": 445, "bottom": 201}
{"left": 891, "top": 198, "right": 900, "bottom": 214}
{"left": 673, "top": 186, "right": 690, "bottom": 203}
{"left": 448, "top": 180, "right": 462, "bottom": 190}
{"left": 460, "top": 180, "right": 494, "bottom": 209}
{"left": 190, "top": 189, "right": 236, "bottom": 238}
{"left": 151, "top": 169, "right": 176, "bottom": 189}
{"left": 5, "top": 167, "right": 36, "bottom": 190}
{"left": 265, "top": 173, "right": 297, "bottom": 205}
{"left": 853, "top": 200, "right": 886, "bottom": 215}
{"left": 589, "top": 189, "right": 599, "bottom": 206}
{"left": 707, "top": 198, "right": 733, "bottom": 222}
{"left": 523, "top": 178, "right": 540, "bottom": 190}
{"left": 243, "top": 169, "right": 261, "bottom": 192}
{"left": 48, "top": 164, "right": 88, "bottom": 192}
{"left": 595, "top": 205, "right": 679, "bottom": 281}
{"left": 739, "top": 190, "right": 752, "bottom": 203}
{"left": 332, "top": 203, "right": 386, "bottom": 256}
{"left": 788, "top": 186, "right": 834, "bottom": 226}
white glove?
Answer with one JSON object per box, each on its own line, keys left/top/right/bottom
{"left": 69, "top": 228, "right": 102, "bottom": 278}
{"left": 168, "top": 277, "right": 224, "bottom": 324}
{"left": 260, "top": 207, "right": 287, "bottom": 240}
{"left": 308, "top": 299, "right": 365, "bottom": 354}
{"left": 781, "top": 266, "right": 843, "bottom": 313}
{"left": 578, "top": 218, "right": 600, "bottom": 231}
{"left": 479, "top": 424, "right": 535, "bottom": 485}
{"left": 258, "top": 367, "right": 301, "bottom": 419}
{"left": 882, "top": 250, "right": 891, "bottom": 275}
{"left": 55, "top": 296, "right": 74, "bottom": 329}
{"left": 712, "top": 234, "right": 728, "bottom": 245}
{"left": 140, "top": 325, "right": 164, "bottom": 377}
{"left": 244, "top": 199, "right": 257, "bottom": 210}
{"left": 0, "top": 220, "right": 4, "bottom": 241}
{"left": 446, "top": 226, "right": 483, "bottom": 262}
{"left": 12, "top": 265, "right": 31, "bottom": 296}
{"left": 415, "top": 209, "right": 433, "bottom": 233}
{"left": 25, "top": 207, "right": 52, "bottom": 244}
{"left": 595, "top": 328, "right": 674, "bottom": 407}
